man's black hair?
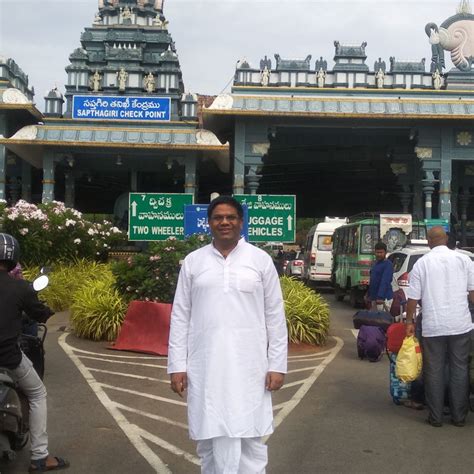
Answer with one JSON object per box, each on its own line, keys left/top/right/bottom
{"left": 207, "top": 196, "right": 244, "bottom": 219}
{"left": 374, "top": 241, "right": 387, "bottom": 252}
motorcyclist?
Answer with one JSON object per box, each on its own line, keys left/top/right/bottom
{"left": 0, "top": 233, "right": 69, "bottom": 472}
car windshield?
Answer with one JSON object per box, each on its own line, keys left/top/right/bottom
{"left": 407, "top": 254, "right": 425, "bottom": 273}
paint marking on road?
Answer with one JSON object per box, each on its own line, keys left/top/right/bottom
{"left": 279, "top": 380, "right": 305, "bottom": 389}
{"left": 113, "top": 402, "right": 189, "bottom": 430}
{"left": 78, "top": 355, "right": 167, "bottom": 369}
{"left": 350, "top": 329, "right": 359, "bottom": 339}
{"left": 287, "top": 366, "right": 318, "bottom": 374}
{"left": 287, "top": 356, "right": 327, "bottom": 363}
{"left": 272, "top": 402, "right": 287, "bottom": 411}
{"left": 58, "top": 334, "right": 172, "bottom": 473}
{"left": 136, "top": 427, "right": 200, "bottom": 466}
{"left": 265, "top": 336, "right": 344, "bottom": 442}
{"left": 99, "top": 383, "right": 187, "bottom": 407}
{"left": 65, "top": 345, "right": 167, "bottom": 360}
{"left": 88, "top": 368, "right": 169, "bottom": 384}
{"left": 287, "top": 349, "right": 334, "bottom": 360}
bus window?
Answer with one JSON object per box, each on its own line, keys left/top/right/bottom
{"left": 318, "top": 235, "right": 333, "bottom": 251}
{"left": 361, "top": 225, "right": 378, "bottom": 254}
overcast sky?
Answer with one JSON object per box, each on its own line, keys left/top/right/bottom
{"left": 0, "top": 0, "right": 463, "bottom": 110}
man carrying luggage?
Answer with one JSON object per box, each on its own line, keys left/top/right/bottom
{"left": 367, "top": 242, "right": 393, "bottom": 311}
{"left": 406, "top": 226, "right": 474, "bottom": 427}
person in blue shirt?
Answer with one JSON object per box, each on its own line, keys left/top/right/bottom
{"left": 368, "top": 242, "right": 394, "bottom": 311}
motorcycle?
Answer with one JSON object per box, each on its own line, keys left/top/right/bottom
{"left": 0, "top": 270, "right": 50, "bottom": 462}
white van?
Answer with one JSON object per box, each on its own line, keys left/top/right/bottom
{"left": 303, "top": 217, "right": 348, "bottom": 285}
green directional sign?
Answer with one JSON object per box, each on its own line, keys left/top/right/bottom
{"left": 128, "top": 193, "right": 194, "bottom": 241}
{"left": 234, "top": 194, "right": 296, "bottom": 243}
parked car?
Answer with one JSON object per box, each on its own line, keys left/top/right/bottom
{"left": 388, "top": 245, "right": 474, "bottom": 294}
{"left": 284, "top": 251, "right": 304, "bottom": 278}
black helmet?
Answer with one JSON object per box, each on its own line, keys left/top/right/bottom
{"left": 0, "top": 233, "right": 20, "bottom": 271}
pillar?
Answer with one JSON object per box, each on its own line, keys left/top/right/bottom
{"left": 8, "top": 177, "right": 20, "bottom": 203}
{"left": 233, "top": 120, "right": 245, "bottom": 195}
{"left": 184, "top": 154, "right": 197, "bottom": 199}
{"left": 42, "top": 152, "right": 56, "bottom": 203}
{"left": 131, "top": 170, "right": 138, "bottom": 192}
{"left": 422, "top": 171, "right": 436, "bottom": 219}
{"left": 64, "top": 171, "right": 75, "bottom": 208}
{"left": 0, "top": 113, "right": 6, "bottom": 201}
{"left": 21, "top": 161, "right": 32, "bottom": 202}
{"left": 439, "top": 129, "right": 452, "bottom": 220}
{"left": 0, "top": 145, "right": 5, "bottom": 201}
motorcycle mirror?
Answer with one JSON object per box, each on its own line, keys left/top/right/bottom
{"left": 33, "top": 275, "right": 49, "bottom": 292}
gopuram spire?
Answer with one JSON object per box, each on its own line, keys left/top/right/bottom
{"left": 64, "top": 0, "right": 185, "bottom": 118}
{"left": 457, "top": 0, "right": 472, "bottom": 14}
{"left": 98, "top": 0, "right": 164, "bottom": 12}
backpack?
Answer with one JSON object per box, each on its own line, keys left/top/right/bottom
{"left": 357, "top": 325, "right": 386, "bottom": 362}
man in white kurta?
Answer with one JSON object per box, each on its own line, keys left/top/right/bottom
{"left": 168, "top": 196, "right": 288, "bottom": 473}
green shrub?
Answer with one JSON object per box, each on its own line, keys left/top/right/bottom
{"left": 112, "top": 234, "right": 211, "bottom": 304}
{"left": 280, "top": 276, "right": 330, "bottom": 345}
{"left": 70, "top": 267, "right": 127, "bottom": 341}
{"left": 23, "top": 260, "right": 112, "bottom": 312}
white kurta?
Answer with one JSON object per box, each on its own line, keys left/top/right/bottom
{"left": 167, "top": 238, "right": 288, "bottom": 440}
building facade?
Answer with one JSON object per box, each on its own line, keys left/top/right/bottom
{"left": 1, "top": 1, "right": 474, "bottom": 240}
{"left": 204, "top": 4, "right": 474, "bottom": 239}
{"left": 0, "top": 0, "right": 229, "bottom": 221}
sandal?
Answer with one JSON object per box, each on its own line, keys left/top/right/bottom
{"left": 29, "top": 456, "right": 70, "bottom": 472}
{"left": 402, "top": 400, "right": 424, "bottom": 411}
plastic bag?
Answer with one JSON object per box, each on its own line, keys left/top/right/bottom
{"left": 395, "top": 336, "right": 422, "bottom": 383}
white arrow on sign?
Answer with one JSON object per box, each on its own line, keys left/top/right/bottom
{"left": 287, "top": 215, "right": 293, "bottom": 231}
{"left": 131, "top": 201, "right": 138, "bottom": 218}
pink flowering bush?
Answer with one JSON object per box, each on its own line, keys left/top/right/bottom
{"left": 0, "top": 200, "right": 126, "bottom": 265}
{"left": 112, "top": 234, "right": 211, "bottom": 304}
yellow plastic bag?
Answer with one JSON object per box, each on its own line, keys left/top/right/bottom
{"left": 395, "top": 336, "right": 422, "bottom": 383}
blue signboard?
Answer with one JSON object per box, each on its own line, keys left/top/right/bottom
{"left": 184, "top": 204, "right": 249, "bottom": 240}
{"left": 72, "top": 95, "right": 171, "bottom": 121}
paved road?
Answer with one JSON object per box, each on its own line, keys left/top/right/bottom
{"left": 2, "top": 298, "right": 474, "bottom": 473}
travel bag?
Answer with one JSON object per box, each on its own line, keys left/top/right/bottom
{"left": 357, "top": 325, "right": 386, "bottom": 362}
{"left": 353, "top": 310, "right": 393, "bottom": 331}
{"left": 388, "top": 352, "right": 411, "bottom": 405}
{"left": 386, "top": 322, "right": 406, "bottom": 354}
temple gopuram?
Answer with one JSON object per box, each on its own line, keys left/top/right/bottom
{"left": 1, "top": 0, "right": 474, "bottom": 240}
{"left": 0, "top": 0, "right": 229, "bottom": 221}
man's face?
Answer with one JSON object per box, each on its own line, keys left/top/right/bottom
{"left": 375, "top": 249, "right": 386, "bottom": 261}
{"left": 209, "top": 204, "right": 243, "bottom": 245}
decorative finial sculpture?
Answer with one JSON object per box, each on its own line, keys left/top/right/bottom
{"left": 143, "top": 72, "right": 156, "bottom": 93}
{"left": 316, "top": 68, "right": 326, "bottom": 88}
{"left": 375, "top": 69, "right": 385, "bottom": 89}
{"left": 260, "top": 66, "right": 270, "bottom": 87}
{"left": 432, "top": 69, "right": 443, "bottom": 90}
{"left": 117, "top": 68, "right": 128, "bottom": 91}
{"left": 89, "top": 70, "right": 102, "bottom": 92}
{"left": 457, "top": 0, "right": 472, "bottom": 14}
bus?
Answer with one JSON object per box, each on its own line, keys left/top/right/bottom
{"left": 332, "top": 214, "right": 426, "bottom": 307}
{"left": 303, "top": 217, "right": 347, "bottom": 286}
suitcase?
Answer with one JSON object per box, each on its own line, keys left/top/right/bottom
{"left": 388, "top": 352, "right": 411, "bottom": 405}
{"left": 353, "top": 310, "right": 393, "bottom": 331}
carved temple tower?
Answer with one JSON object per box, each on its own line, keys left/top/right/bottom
{"left": 61, "top": 0, "right": 192, "bottom": 120}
